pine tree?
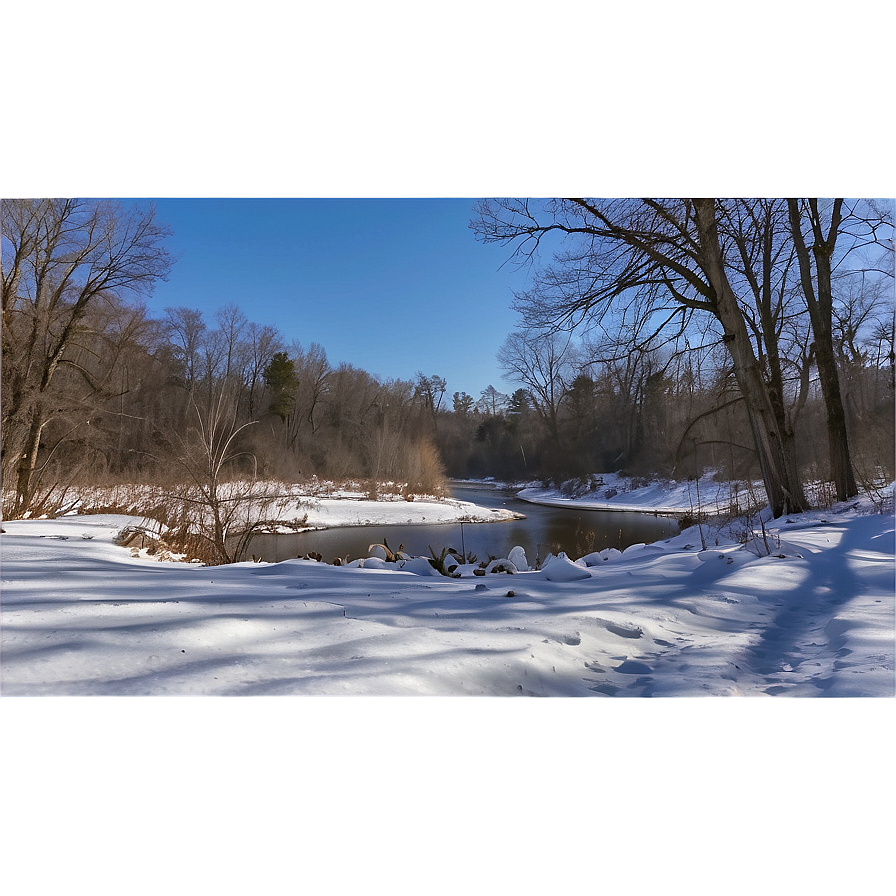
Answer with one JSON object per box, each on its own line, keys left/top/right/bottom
{"left": 263, "top": 352, "right": 298, "bottom": 422}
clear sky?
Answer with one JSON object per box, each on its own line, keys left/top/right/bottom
{"left": 134, "top": 198, "right": 533, "bottom": 401}
{"left": 0, "top": 0, "right": 896, "bottom": 396}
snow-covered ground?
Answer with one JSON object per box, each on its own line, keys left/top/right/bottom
{"left": 519, "top": 471, "right": 775, "bottom": 514}
{"left": 300, "top": 489, "right": 521, "bottom": 529}
{"left": 28, "top": 481, "right": 522, "bottom": 532}
{"left": 2, "top": 486, "right": 892, "bottom": 696}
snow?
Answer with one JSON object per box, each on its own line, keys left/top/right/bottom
{"left": 2, "top": 488, "right": 892, "bottom": 696}
{"left": 508, "top": 544, "right": 529, "bottom": 570}
{"left": 45, "top": 481, "right": 523, "bottom": 532}
{"left": 539, "top": 552, "right": 592, "bottom": 582}
{"left": 302, "top": 491, "right": 521, "bottom": 528}
{"left": 518, "top": 471, "right": 769, "bottom": 514}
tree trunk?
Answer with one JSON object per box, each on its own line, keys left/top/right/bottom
{"left": 787, "top": 199, "right": 859, "bottom": 501}
{"left": 694, "top": 199, "right": 809, "bottom": 517}
{"left": 813, "top": 336, "right": 859, "bottom": 499}
{"left": 15, "top": 405, "right": 46, "bottom": 516}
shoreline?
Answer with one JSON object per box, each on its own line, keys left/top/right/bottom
{"left": 277, "top": 513, "right": 524, "bottom": 535}
{"left": 515, "top": 490, "right": 685, "bottom": 517}
{"left": 300, "top": 495, "right": 522, "bottom": 530}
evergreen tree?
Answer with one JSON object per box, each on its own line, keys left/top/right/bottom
{"left": 263, "top": 352, "right": 298, "bottom": 422}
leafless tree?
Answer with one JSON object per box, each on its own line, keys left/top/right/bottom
{"left": 244, "top": 321, "right": 285, "bottom": 418}
{"left": 473, "top": 198, "right": 810, "bottom": 516}
{"left": 477, "top": 385, "right": 510, "bottom": 416}
{"left": 783, "top": 200, "right": 893, "bottom": 499}
{"left": 214, "top": 303, "right": 249, "bottom": 382}
{"left": 497, "top": 329, "right": 574, "bottom": 443}
{"left": 289, "top": 341, "right": 331, "bottom": 437}
{"left": 2, "top": 199, "right": 172, "bottom": 516}
{"left": 720, "top": 198, "right": 810, "bottom": 506}
{"left": 160, "top": 387, "right": 294, "bottom": 564}
{"left": 163, "top": 306, "right": 206, "bottom": 392}
{"left": 786, "top": 199, "right": 859, "bottom": 500}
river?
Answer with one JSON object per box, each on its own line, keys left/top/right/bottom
{"left": 238, "top": 483, "right": 679, "bottom": 565}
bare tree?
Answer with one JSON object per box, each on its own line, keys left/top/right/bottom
{"left": 497, "top": 329, "right": 573, "bottom": 443}
{"left": 244, "top": 322, "right": 285, "bottom": 418}
{"left": 290, "top": 341, "right": 330, "bottom": 436}
{"left": 160, "top": 388, "right": 295, "bottom": 564}
{"left": 163, "top": 306, "right": 207, "bottom": 391}
{"left": 473, "top": 198, "right": 809, "bottom": 516}
{"left": 588, "top": 343, "right": 668, "bottom": 469}
{"left": 832, "top": 276, "right": 888, "bottom": 367}
{"left": 2, "top": 199, "right": 172, "bottom": 516}
{"left": 722, "top": 198, "right": 809, "bottom": 506}
{"left": 692, "top": 198, "right": 810, "bottom": 513}
{"left": 787, "top": 198, "right": 894, "bottom": 500}
{"left": 214, "top": 303, "right": 249, "bottom": 382}
{"left": 477, "top": 385, "right": 510, "bottom": 416}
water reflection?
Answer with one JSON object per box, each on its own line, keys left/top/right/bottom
{"left": 237, "top": 484, "right": 678, "bottom": 564}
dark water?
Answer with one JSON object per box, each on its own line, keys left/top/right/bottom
{"left": 238, "top": 484, "right": 678, "bottom": 564}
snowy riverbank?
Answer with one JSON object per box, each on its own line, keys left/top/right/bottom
{"left": 2, "top": 481, "right": 892, "bottom": 696}
{"left": 517, "top": 471, "right": 775, "bottom": 515}
{"left": 298, "top": 488, "right": 522, "bottom": 529}
{"left": 14, "top": 481, "right": 523, "bottom": 534}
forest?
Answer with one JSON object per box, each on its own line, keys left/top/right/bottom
{"left": 2, "top": 198, "right": 894, "bottom": 534}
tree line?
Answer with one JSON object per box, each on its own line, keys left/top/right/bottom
{"left": 469, "top": 198, "right": 894, "bottom": 516}
{"left": 434, "top": 315, "right": 893, "bottom": 501}
{"left": 3, "top": 198, "right": 893, "bottom": 523}
{"left": 1, "top": 199, "right": 448, "bottom": 519}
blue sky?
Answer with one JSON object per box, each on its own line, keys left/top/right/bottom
{"left": 135, "top": 198, "right": 533, "bottom": 401}
{"left": 0, "top": 0, "right": 896, "bottom": 396}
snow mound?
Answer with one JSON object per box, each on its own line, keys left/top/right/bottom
{"left": 361, "top": 556, "right": 389, "bottom": 570}
{"left": 603, "top": 620, "right": 643, "bottom": 639}
{"left": 508, "top": 545, "right": 529, "bottom": 571}
{"left": 442, "top": 553, "right": 461, "bottom": 574}
{"left": 580, "top": 548, "right": 624, "bottom": 567}
{"left": 397, "top": 557, "right": 442, "bottom": 576}
{"left": 542, "top": 552, "right": 592, "bottom": 582}
{"left": 484, "top": 558, "right": 518, "bottom": 574}
{"left": 621, "top": 542, "right": 665, "bottom": 559}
